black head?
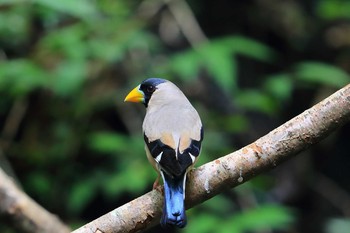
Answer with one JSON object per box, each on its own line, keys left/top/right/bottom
{"left": 139, "top": 78, "right": 167, "bottom": 107}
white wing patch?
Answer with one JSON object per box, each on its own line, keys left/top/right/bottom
{"left": 155, "top": 151, "right": 163, "bottom": 163}
{"left": 189, "top": 152, "right": 196, "bottom": 163}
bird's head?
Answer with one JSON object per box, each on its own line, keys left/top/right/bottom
{"left": 124, "top": 78, "right": 169, "bottom": 107}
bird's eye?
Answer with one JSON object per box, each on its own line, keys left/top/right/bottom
{"left": 146, "top": 85, "right": 155, "bottom": 93}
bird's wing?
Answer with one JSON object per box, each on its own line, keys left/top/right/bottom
{"left": 144, "top": 126, "right": 203, "bottom": 177}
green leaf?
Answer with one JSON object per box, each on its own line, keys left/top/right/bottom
{"left": 199, "top": 42, "right": 237, "bottom": 91}
{"left": 235, "top": 89, "right": 278, "bottom": 115}
{"left": 185, "top": 202, "right": 294, "bottom": 233}
{"left": 0, "top": 59, "right": 47, "bottom": 96}
{"left": 26, "top": 172, "right": 51, "bottom": 196}
{"left": 223, "top": 36, "right": 277, "bottom": 62}
{"left": 88, "top": 131, "right": 144, "bottom": 157}
{"left": 171, "top": 50, "right": 201, "bottom": 80}
{"left": 217, "top": 114, "right": 249, "bottom": 133}
{"left": 172, "top": 41, "right": 237, "bottom": 91}
{"left": 103, "top": 160, "right": 153, "bottom": 197}
{"left": 68, "top": 179, "right": 97, "bottom": 214}
{"left": 88, "top": 30, "right": 151, "bottom": 62}
{"left": 295, "top": 62, "right": 350, "bottom": 88}
{"left": 199, "top": 195, "right": 236, "bottom": 214}
{"left": 317, "top": 0, "right": 350, "bottom": 20}
{"left": 0, "top": 5, "right": 30, "bottom": 45}
{"left": 33, "top": 0, "right": 98, "bottom": 20}
{"left": 230, "top": 204, "right": 295, "bottom": 232}
{"left": 40, "top": 24, "right": 88, "bottom": 59}
{"left": 326, "top": 218, "right": 350, "bottom": 233}
{"left": 0, "top": 0, "right": 24, "bottom": 4}
{"left": 183, "top": 213, "right": 221, "bottom": 233}
{"left": 264, "top": 73, "right": 293, "bottom": 101}
{"left": 88, "top": 132, "right": 131, "bottom": 154}
{"left": 198, "top": 130, "right": 231, "bottom": 157}
{"left": 50, "top": 61, "right": 87, "bottom": 96}
{"left": 171, "top": 36, "right": 276, "bottom": 93}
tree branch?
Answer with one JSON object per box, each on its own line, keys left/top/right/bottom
{"left": 0, "top": 168, "right": 71, "bottom": 233}
{"left": 73, "top": 84, "right": 350, "bottom": 233}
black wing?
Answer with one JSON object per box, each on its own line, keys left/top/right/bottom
{"left": 144, "top": 127, "right": 203, "bottom": 177}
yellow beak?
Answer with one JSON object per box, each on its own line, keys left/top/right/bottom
{"left": 124, "top": 85, "right": 144, "bottom": 103}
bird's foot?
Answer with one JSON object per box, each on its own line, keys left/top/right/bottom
{"left": 153, "top": 178, "right": 163, "bottom": 193}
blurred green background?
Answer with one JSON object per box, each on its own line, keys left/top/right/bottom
{"left": 1, "top": 0, "right": 350, "bottom": 232}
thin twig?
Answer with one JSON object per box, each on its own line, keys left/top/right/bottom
{"left": 0, "top": 99, "right": 28, "bottom": 151}
{"left": 164, "top": 0, "right": 209, "bottom": 47}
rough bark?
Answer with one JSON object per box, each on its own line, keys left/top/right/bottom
{"left": 73, "top": 84, "right": 350, "bottom": 233}
{"left": 0, "top": 168, "right": 71, "bottom": 233}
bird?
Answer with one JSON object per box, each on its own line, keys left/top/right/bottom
{"left": 124, "top": 78, "right": 203, "bottom": 228}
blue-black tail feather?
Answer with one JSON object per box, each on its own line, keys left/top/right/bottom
{"left": 160, "top": 171, "right": 187, "bottom": 228}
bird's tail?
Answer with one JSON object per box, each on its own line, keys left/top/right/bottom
{"left": 160, "top": 171, "right": 187, "bottom": 228}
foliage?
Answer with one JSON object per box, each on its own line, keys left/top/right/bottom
{"left": 0, "top": 0, "right": 350, "bottom": 233}
{"left": 326, "top": 218, "right": 350, "bottom": 233}
{"left": 169, "top": 36, "right": 276, "bottom": 91}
